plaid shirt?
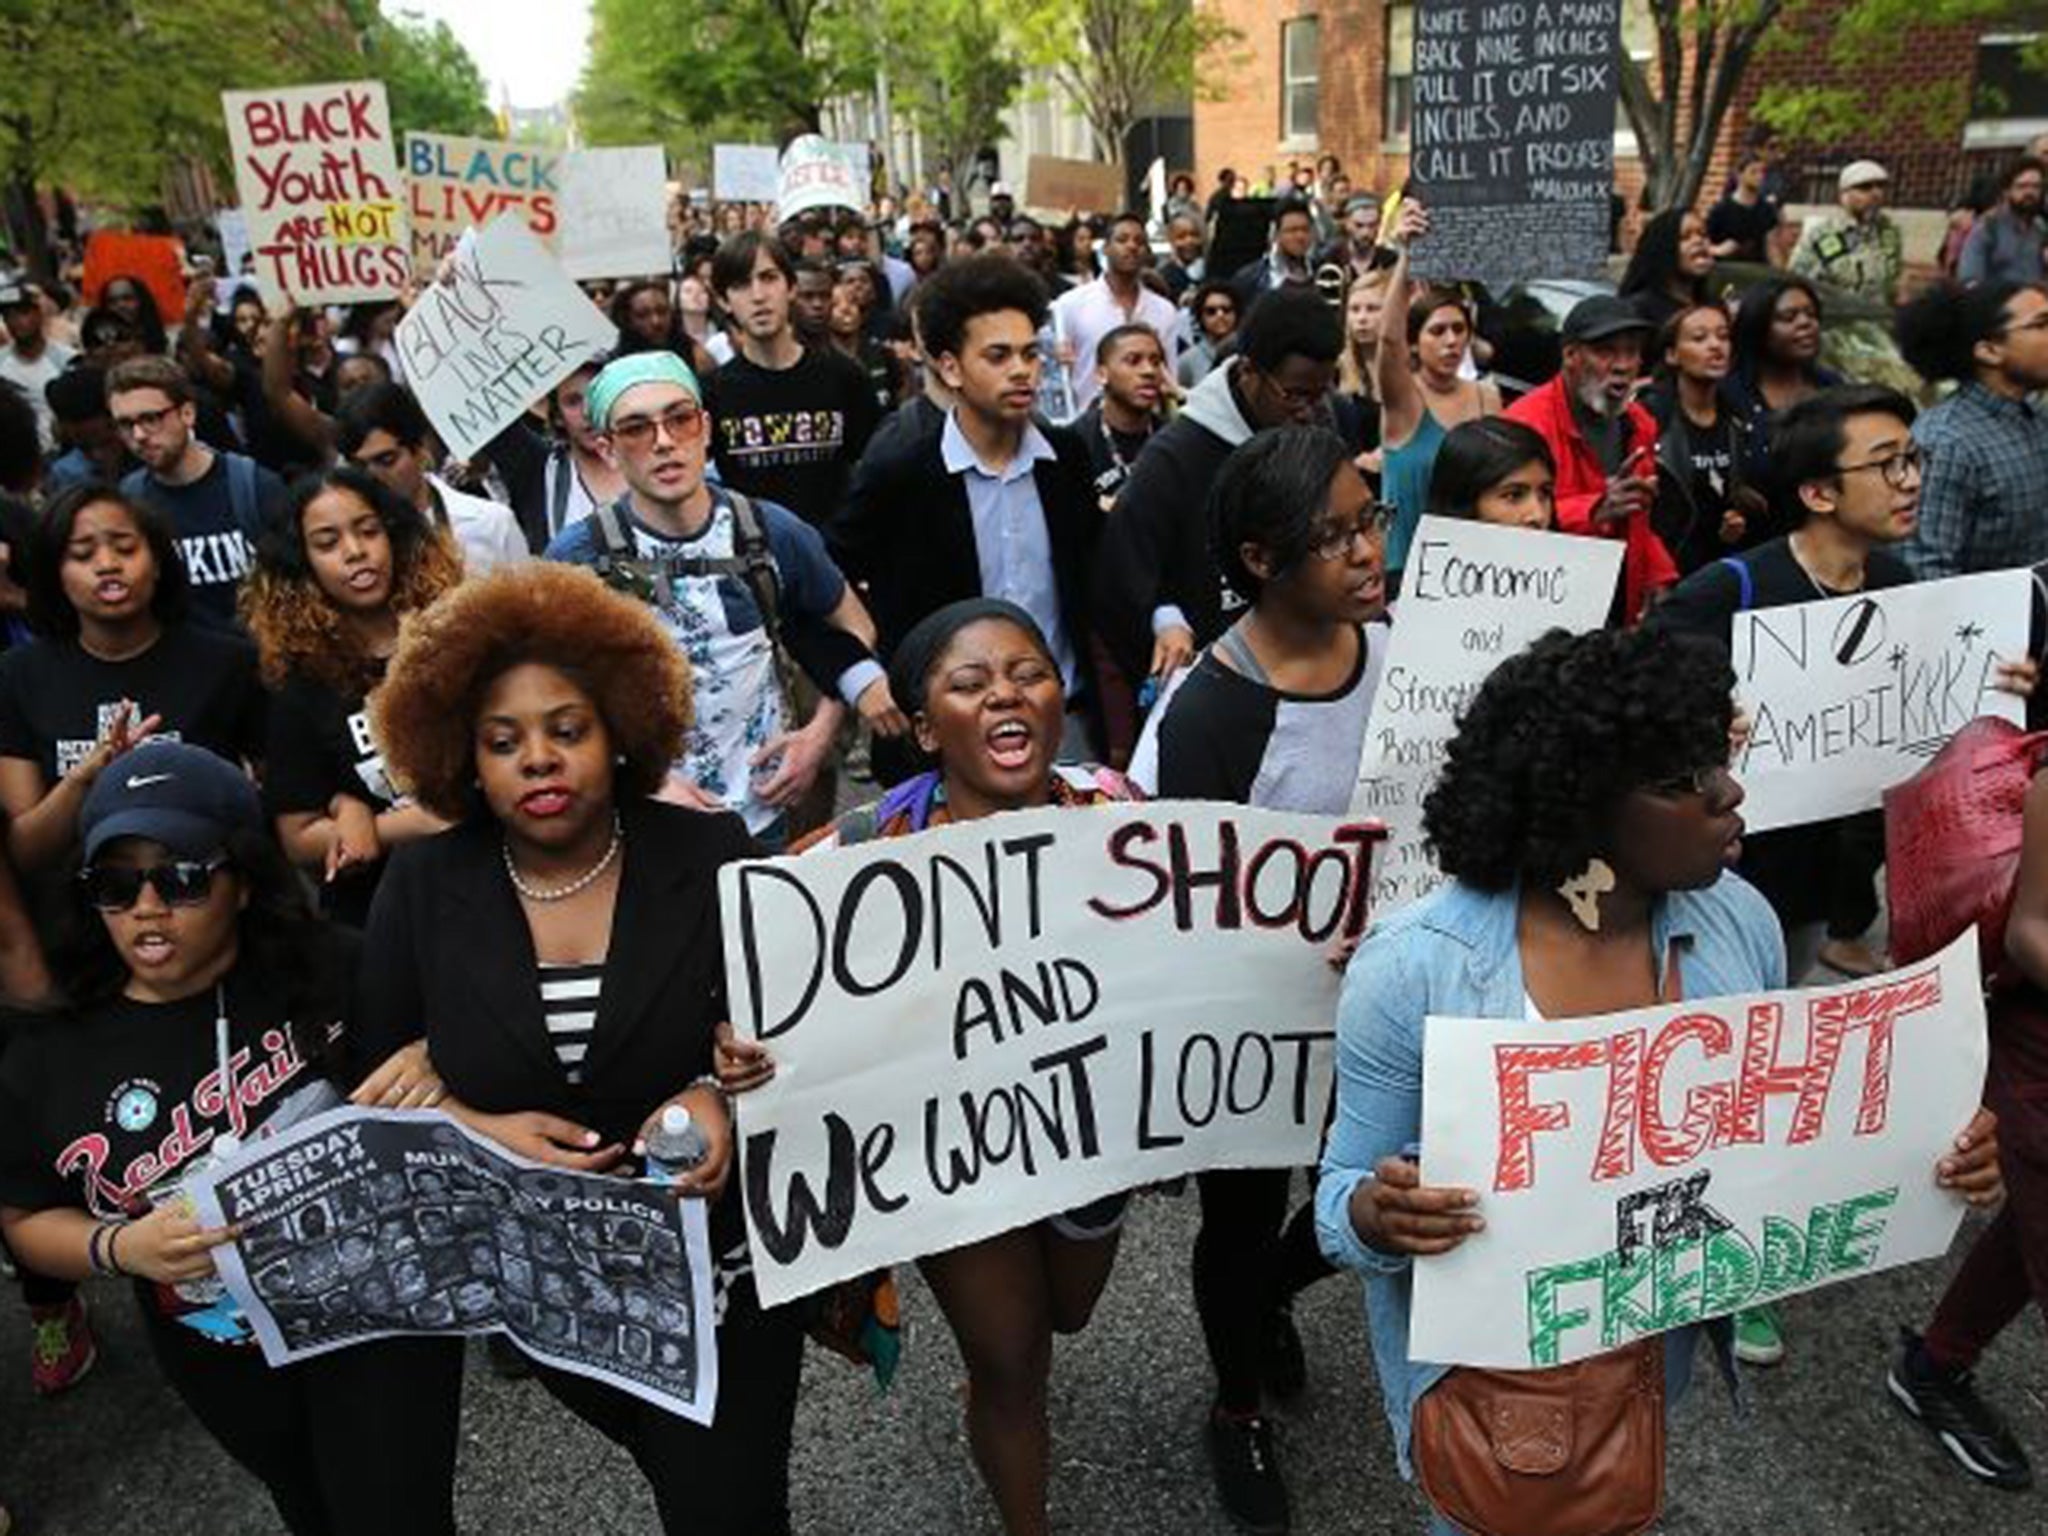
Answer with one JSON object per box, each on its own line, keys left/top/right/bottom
{"left": 1903, "top": 382, "right": 2048, "bottom": 579}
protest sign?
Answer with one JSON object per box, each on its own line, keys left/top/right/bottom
{"left": 217, "top": 208, "right": 252, "bottom": 279}
{"left": 714, "top": 143, "right": 781, "bottom": 202}
{"left": 778, "top": 135, "right": 865, "bottom": 222}
{"left": 82, "top": 231, "right": 187, "bottom": 323}
{"left": 1406, "top": 0, "right": 1620, "bottom": 287}
{"left": 1026, "top": 155, "right": 1125, "bottom": 214}
{"left": 1410, "top": 931, "right": 1986, "bottom": 1369}
{"left": 1730, "top": 569, "right": 2029, "bottom": 834}
{"left": 722, "top": 801, "right": 1385, "bottom": 1307}
{"left": 393, "top": 217, "right": 615, "bottom": 461}
{"left": 1348, "top": 517, "right": 1622, "bottom": 911}
{"left": 825, "top": 140, "right": 874, "bottom": 199}
{"left": 406, "top": 133, "right": 562, "bottom": 273}
{"left": 191, "top": 1106, "right": 718, "bottom": 1421}
{"left": 558, "top": 145, "right": 671, "bottom": 279}
{"left": 222, "top": 81, "right": 407, "bottom": 304}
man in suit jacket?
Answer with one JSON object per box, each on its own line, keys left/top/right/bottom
{"left": 835, "top": 254, "right": 1102, "bottom": 779}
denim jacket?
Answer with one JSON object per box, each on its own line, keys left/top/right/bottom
{"left": 1315, "top": 873, "right": 1785, "bottom": 1476}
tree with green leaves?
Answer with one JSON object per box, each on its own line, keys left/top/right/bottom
{"left": 877, "top": 0, "right": 1022, "bottom": 179}
{"left": 359, "top": 9, "right": 497, "bottom": 141}
{"left": 1011, "top": 0, "right": 1240, "bottom": 170}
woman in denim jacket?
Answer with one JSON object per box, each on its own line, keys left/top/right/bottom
{"left": 1315, "top": 625, "right": 2003, "bottom": 1531}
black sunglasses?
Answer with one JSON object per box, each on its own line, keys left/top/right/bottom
{"left": 82, "top": 858, "right": 228, "bottom": 911}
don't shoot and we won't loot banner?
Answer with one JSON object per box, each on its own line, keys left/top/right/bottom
{"left": 721, "top": 802, "right": 1384, "bottom": 1307}
{"left": 1411, "top": 932, "right": 1987, "bottom": 1369}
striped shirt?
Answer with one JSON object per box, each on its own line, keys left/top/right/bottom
{"left": 538, "top": 963, "right": 603, "bottom": 1084}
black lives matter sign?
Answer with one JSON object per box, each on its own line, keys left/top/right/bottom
{"left": 1408, "top": 0, "right": 1621, "bottom": 287}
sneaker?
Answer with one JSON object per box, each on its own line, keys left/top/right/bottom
{"left": 1732, "top": 1304, "right": 1785, "bottom": 1366}
{"left": 29, "top": 1292, "right": 96, "bottom": 1396}
{"left": 1206, "top": 1408, "right": 1290, "bottom": 1533}
{"left": 1263, "top": 1305, "right": 1307, "bottom": 1402}
{"left": 1887, "top": 1329, "right": 2033, "bottom": 1490}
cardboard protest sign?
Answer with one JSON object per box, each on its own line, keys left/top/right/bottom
{"left": 714, "top": 144, "right": 781, "bottom": 202}
{"left": 557, "top": 146, "right": 672, "bottom": 279}
{"left": 406, "top": 133, "right": 563, "bottom": 273}
{"left": 722, "top": 801, "right": 1385, "bottom": 1307}
{"left": 1411, "top": 931, "right": 1986, "bottom": 1369}
{"left": 192, "top": 1107, "right": 718, "bottom": 1422}
{"left": 222, "top": 81, "right": 407, "bottom": 304}
{"left": 393, "top": 217, "right": 615, "bottom": 461}
{"left": 1407, "top": 0, "right": 1619, "bottom": 287}
{"left": 778, "top": 135, "right": 865, "bottom": 222}
{"left": 82, "top": 232, "right": 187, "bottom": 324}
{"left": 1349, "top": 518, "right": 1622, "bottom": 911}
{"left": 1026, "top": 155, "right": 1124, "bottom": 214}
{"left": 216, "top": 209, "right": 252, "bottom": 280}
{"left": 1730, "top": 569, "right": 2029, "bottom": 834}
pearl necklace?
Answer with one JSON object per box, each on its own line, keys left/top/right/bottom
{"left": 503, "top": 815, "right": 623, "bottom": 902}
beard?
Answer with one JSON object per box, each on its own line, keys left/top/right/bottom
{"left": 1574, "top": 374, "right": 1624, "bottom": 420}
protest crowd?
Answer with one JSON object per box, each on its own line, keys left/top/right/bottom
{"left": 9, "top": 35, "right": 2048, "bottom": 1536}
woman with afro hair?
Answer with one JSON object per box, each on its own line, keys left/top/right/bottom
{"left": 243, "top": 465, "right": 462, "bottom": 927}
{"left": 349, "top": 562, "right": 803, "bottom": 1534}
{"left": 1314, "top": 624, "right": 2002, "bottom": 1532}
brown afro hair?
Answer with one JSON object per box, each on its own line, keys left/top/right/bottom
{"left": 370, "top": 563, "right": 692, "bottom": 820}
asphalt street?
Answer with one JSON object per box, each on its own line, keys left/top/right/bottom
{"left": 3, "top": 1180, "right": 2045, "bottom": 1536}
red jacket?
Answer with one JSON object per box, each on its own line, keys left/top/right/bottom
{"left": 1503, "top": 377, "right": 1678, "bottom": 622}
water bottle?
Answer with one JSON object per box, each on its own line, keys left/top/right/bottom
{"left": 643, "top": 1104, "right": 708, "bottom": 1182}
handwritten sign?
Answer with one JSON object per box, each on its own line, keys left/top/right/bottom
{"left": 394, "top": 217, "right": 615, "bottom": 461}
{"left": 1411, "top": 931, "right": 1986, "bottom": 1368}
{"left": 777, "top": 134, "right": 865, "bottom": 223}
{"left": 722, "top": 801, "right": 1385, "bottom": 1307}
{"left": 1026, "top": 155, "right": 1125, "bottom": 215}
{"left": 1730, "top": 570, "right": 2029, "bottom": 834}
{"left": 557, "top": 146, "right": 672, "bottom": 280}
{"left": 713, "top": 144, "right": 781, "bottom": 203}
{"left": 193, "top": 1107, "right": 718, "bottom": 1422}
{"left": 222, "top": 81, "right": 407, "bottom": 304}
{"left": 1407, "top": 0, "right": 1619, "bottom": 287}
{"left": 82, "top": 231, "right": 187, "bottom": 323}
{"left": 1349, "top": 518, "right": 1622, "bottom": 912}
{"left": 406, "top": 133, "right": 562, "bottom": 273}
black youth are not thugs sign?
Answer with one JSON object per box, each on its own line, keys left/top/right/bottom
{"left": 1408, "top": 0, "right": 1620, "bottom": 287}
{"left": 721, "top": 802, "right": 1385, "bottom": 1307}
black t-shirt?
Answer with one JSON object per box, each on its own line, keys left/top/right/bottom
{"left": 1657, "top": 408, "right": 1741, "bottom": 576}
{"left": 131, "top": 453, "right": 289, "bottom": 629}
{"left": 0, "top": 625, "right": 266, "bottom": 783}
{"left": 264, "top": 666, "right": 396, "bottom": 928}
{"left": 1075, "top": 402, "right": 1157, "bottom": 514}
{"left": 702, "top": 346, "right": 882, "bottom": 529}
{"left": 1706, "top": 194, "right": 1780, "bottom": 264}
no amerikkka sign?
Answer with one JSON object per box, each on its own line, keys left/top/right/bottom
{"left": 720, "top": 802, "right": 1386, "bottom": 1309}
{"left": 1410, "top": 932, "right": 1987, "bottom": 1370}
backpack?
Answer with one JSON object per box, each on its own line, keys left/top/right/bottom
{"left": 123, "top": 452, "right": 265, "bottom": 546}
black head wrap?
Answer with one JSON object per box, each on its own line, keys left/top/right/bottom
{"left": 887, "top": 598, "right": 1055, "bottom": 716}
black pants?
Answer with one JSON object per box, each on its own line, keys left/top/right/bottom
{"left": 1192, "top": 1169, "right": 1334, "bottom": 1412}
{"left": 535, "top": 1275, "right": 806, "bottom": 1535}
{"left": 145, "top": 1306, "right": 462, "bottom": 1536}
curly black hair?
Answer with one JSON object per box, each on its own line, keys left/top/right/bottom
{"left": 912, "top": 253, "right": 1049, "bottom": 361}
{"left": 1423, "top": 626, "right": 1735, "bottom": 891}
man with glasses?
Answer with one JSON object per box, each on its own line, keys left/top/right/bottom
{"left": 545, "top": 352, "right": 896, "bottom": 848}
{"left": 106, "top": 357, "right": 285, "bottom": 630}
{"left": 1178, "top": 281, "right": 1240, "bottom": 390}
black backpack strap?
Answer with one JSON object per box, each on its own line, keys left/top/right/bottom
{"left": 724, "top": 491, "right": 783, "bottom": 646}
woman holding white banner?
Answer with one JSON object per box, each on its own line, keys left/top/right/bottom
{"left": 1315, "top": 625, "right": 2002, "bottom": 1535}
{"left": 714, "top": 596, "right": 1138, "bottom": 1536}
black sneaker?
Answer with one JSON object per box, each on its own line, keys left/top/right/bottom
{"left": 1263, "top": 1305, "right": 1307, "bottom": 1402}
{"left": 1887, "top": 1328, "right": 2032, "bottom": 1490}
{"left": 1206, "top": 1409, "right": 1291, "bottom": 1533}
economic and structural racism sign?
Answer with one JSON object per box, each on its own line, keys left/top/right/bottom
{"left": 222, "top": 81, "right": 408, "bottom": 304}
{"left": 407, "top": 135, "right": 670, "bottom": 280}
{"left": 1410, "top": 932, "right": 1986, "bottom": 1368}
{"left": 1730, "top": 569, "right": 2029, "bottom": 833}
{"left": 1349, "top": 517, "right": 1621, "bottom": 912}
{"left": 394, "top": 217, "right": 616, "bottom": 461}
{"left": 192, "top": 1107, "right": 718, "bottom": 1422}
{"left": 1407, "top": 0, "right": 1620, "bottom": 287}
{"left": 721, "top": 802, "right": 1386, "bottom": 1307}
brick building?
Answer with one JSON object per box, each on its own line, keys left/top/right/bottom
{"left": 1195, "top": 1, "right": 2048, "bottom": 217}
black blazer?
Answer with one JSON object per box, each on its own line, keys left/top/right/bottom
{"left": 352, "top": 799, "right": 755, "bottom": 1148}
{"left": 833, "top": 405, "right": 1101, "bottom": 668}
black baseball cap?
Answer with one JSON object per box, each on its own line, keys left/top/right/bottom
{"left": 1562, "top": 295, "right": 1656, "bottom": 345}
{"left": 80, "top": 741, "right": 263, "bottom": 864}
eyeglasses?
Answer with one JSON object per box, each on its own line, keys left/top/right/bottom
{"left": 1643, "top": 763, "right": 1736, "bottom": 801}
{"left": 1201, "top": 303, "right": 1237, "bottom": 318}
{"left": 608, "top": 402, "right": 703, "bottom": 449}
{"left": 81, "top": 858, "right": 228, "bottom": 911}
{"left": 112, "top": 404, "right": 179, "bottom": 437}
{"left": 1836, "top": 445, "right": 1923, "bottom": 491}
{"left": 1309, "top": 505, "right": 1391, "bottom": 561}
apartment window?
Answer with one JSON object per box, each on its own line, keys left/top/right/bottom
{"left": 1974, "top": 33, "right": 2048, "bottom": 128}
{"left": 1385, "top": 3, "right": 1414, "bottom": 146}
{"left": 1282, "top": 17, "right": 1321, "bottom": 144}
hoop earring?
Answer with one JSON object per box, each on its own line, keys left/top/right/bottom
{"left": 1557, "top": 857, "right": 1616, "bottom": 933}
